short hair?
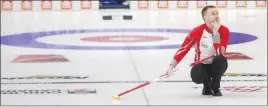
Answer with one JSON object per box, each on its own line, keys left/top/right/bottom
{"left": 201, "top": 5, "right": 216, "bottom": 20}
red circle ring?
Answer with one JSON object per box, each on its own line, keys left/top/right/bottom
{"left": 81, "top": 36, "right": 169, "bottom": 43}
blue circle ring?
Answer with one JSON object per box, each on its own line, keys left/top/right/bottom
{"left": 0, "top": 28, "right": 258, "bottom": 50}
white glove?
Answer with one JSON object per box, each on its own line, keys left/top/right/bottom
{"left": 160, "top": 65, "right": 175, "bottom": 79}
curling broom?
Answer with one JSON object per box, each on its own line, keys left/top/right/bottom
{"left": 112, "top": 55, "right": 215, "bottom": 102}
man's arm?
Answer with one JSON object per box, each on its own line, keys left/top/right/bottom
{"left": 170, "top": 32, "right": 196, "bottom": 68}
{"left": 213, "top": 27, "right": 229, "bottom": 56}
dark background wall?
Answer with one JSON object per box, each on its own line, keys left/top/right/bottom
{"left": 99, "top": 0, "right": 130, "bottom": 9}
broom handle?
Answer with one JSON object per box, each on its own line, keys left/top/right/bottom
{"left": 118, "top": 55, "right": 215, "bottom": 97}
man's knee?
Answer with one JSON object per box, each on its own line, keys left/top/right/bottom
{"left": 191, "top": 64, "right": 206, "bottom": 84}
{"left": 212, "top": 55, "right": 228, "bottom": 75}
{"left": 213, "top": 55, "right": 227, "bottom": 64}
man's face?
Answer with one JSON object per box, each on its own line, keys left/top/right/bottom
{"left": 204, "top": 8, "right": 219, "bottom": 24}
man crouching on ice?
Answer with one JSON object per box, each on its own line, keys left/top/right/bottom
{"left": 165, "top": 5, "right": 229, "bottom": 96}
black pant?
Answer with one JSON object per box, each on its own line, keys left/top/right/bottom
{"left": 190, "top": 55, "right": 228, "bottom": 89}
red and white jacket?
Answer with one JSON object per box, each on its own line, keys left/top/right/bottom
{"left": 171, "top": 24, "right": 229, "bottom": 66}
